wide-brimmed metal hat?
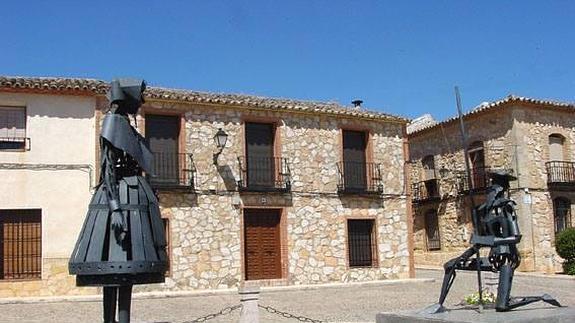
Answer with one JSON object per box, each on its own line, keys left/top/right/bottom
{"left": 487, "top": 169, "right": 517, "bottom": 181}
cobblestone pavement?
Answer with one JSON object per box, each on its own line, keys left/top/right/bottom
{"left": 1, "top": 269, "right": 573, "bottom": 323}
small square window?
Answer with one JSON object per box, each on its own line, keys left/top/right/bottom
{"left": 347, "top": 219, "right": 377, "bottom": 268}
{"left": 0, "top": 106, "right": 27, "bottom": 150}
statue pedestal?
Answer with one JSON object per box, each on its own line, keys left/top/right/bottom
{"left": 376, "top": 306, "right": 575, "bottom": 323}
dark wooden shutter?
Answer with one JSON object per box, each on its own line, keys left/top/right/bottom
{"left": 347, "top": 219, "right": 375, "bottom": 267}
{"left": 343, "top": 131, "right": 367, "bottom": 190}
{"left": 145, "top": 115, "right": 180, "bottom": 184}
{"left": 549, "top": 135, "right": 564, "bottom": 161}
{"left": 0, "top": 209, "right": 42, "bottom": 280}
{"left": 245, "top": 123, "right": 275, "bottom": 188}
{"left": 244, "top": 209, "right": 281, "bottom": 280}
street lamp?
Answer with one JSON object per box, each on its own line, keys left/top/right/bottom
{"left": 213, "top": 128, "right": 228, "bottom": 165}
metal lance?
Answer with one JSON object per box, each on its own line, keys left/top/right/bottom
{"left": 455, "top": 86, "right": 483, "bottom": 311}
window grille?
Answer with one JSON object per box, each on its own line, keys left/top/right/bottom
{"left": 425, "top": 210, "right": 441, "bottom": 251}
{"left": 347, "top": 219, "right": 376, "bottom": 267}
{"left": 0, "top": 209, "right": 42, "bottom": 280}
{"left": 553, "top": 198, "right": 572, "bottom": 235}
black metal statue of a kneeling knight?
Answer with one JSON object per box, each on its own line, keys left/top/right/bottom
{"left": 425, "top": 170, "right": 561, "bottom": 313}
{"left": 69, "top": 79, "right": 168, "bottom": 323}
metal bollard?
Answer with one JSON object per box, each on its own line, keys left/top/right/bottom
{"left": 239, "top": 285, "right": 260, "bottom": 323}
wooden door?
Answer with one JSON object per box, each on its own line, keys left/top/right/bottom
{"left": 245, "top": 123, "right": 275, "bottom": 188}
{"left": 145, "top": 115, "right": 180, "bottom": 185}
{"left": 244, "top": 209, "right": 281, "bottom": 280}
{"left": 343, "top": 130, "right": 367, "bottom": 190}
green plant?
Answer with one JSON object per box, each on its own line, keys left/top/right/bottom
{"left": 556, "top": 227, "right": 575, "bottom": 256}
{"left": 563, "top": 259, "right": 575, "bottom": 275}
{"left": 463, "top": 290, "right": 496, "bottom": 305}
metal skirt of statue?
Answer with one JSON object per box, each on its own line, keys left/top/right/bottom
{"left": 69, "top": 175, "right": 167, "bottom": 287}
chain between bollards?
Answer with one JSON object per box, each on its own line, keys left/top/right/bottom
{"left": 258, "top": 304, "right": 326, "bottom": 323}
{"left": 183, "top": 303, "right": 242, "bottom": 323}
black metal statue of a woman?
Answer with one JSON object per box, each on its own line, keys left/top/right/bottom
{"left": 69, "top": 79, "right": 168, "bottom": 323}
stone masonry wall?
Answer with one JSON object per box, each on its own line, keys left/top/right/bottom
{"left": 409, "top": 108, "right": 515, "bottom": 267}
{"left": 0, "top": 258, "right": 97, "bottom": 297}
{"left": 512, "top": 106, "right": 575, "bottom": 272}
{"left": 132, "top": 101, "right": 410, "bottom": 292}
{"left": 409, "top": 103, "right": 575, "bottom": 273}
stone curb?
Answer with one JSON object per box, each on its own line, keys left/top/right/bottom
{"left": 416, "top": 265, "right": 575, "bottom": 280}
{"left": 0, "top": 278, "right": 434, "bottom": 305}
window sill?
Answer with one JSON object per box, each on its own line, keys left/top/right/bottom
{"left": 349, "top": 265, "right": 379, "bottom": 269}
{"left": 0, "top": 277, "right": 42, "bottom": 283}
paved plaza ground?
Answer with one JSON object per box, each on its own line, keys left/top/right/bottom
{"left": 0, "top": 269, "right": 573, "bottom": 323}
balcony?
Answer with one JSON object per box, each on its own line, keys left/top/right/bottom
{"left": 412, "top": 179, "right": 440, "bottom": 203}
{"left": 0, "top": 137, "right": 30, "bottom": 151}
{"left": 148, "top": 152, "right": 196, "bottom": 190}
{"left": 546, "top": 161, "right": 575, "bottom": 190}
{"left": 237, "top": 156, "right": 291, "bottom": 192}
{"left": 457, "top": 166, "right": 491, "bottom": 193}
{"left": 337, "top": 161, "right": 383, "bottom": 195}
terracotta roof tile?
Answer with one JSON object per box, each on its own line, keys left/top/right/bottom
{"left": 0, "top": 76, "right": 407, "bottom": 123}
{"left": 409, "top": 95, "right": 575, "bottom": 135}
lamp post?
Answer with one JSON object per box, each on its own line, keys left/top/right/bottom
{"left": 213, "top": 128, "right": 228, "bottom": 165}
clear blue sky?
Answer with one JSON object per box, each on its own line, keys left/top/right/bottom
{"left": 1, "top": 1, "right": 573, "bottom": 120}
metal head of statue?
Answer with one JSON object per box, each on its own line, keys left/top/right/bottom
{"left": 107, "top": 78, "right": 146, "bottom": 115}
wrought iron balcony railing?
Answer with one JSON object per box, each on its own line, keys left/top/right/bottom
{"left": 412, "top": 179, "right": 440, "bottom": 203}
{"left": 148, "top": 152, "right": 196, "bottom": 190}
{"left": 337, "top": 161, "right": 383, "bottom": 194}
{"left": 546, "top": 161, "right": 575, "bottom": 187}
{"left": 456, "top": 166, "right": 491, "bottom": 193}
{"left": 237, "top": 156, "right": 291, "bottom": 192}
{"left": 0, "top": 137, "right": 30, "bottom": 151}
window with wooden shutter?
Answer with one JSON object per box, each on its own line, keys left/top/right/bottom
{"left": 145, "top": 115, "right": 180, "bottom": 186}
{"left": 0, "top": 106, "right": 27, "bottom": 150}
{"left": 243, "top": 209, "right": 282, "bottom": 280}
{"left": 553, "top": 197, "right": 572, "bottom": 235}
{"left": 468, "top": 141, "right": 486, "bottom": 190}
{"left": 245, "top": 123, "right": 276, "bottom": 189}
{"left": 422, "top": 155, "right": 436, "bottom": 180}
{"left": 549, "top": 134, "right": 565, "bottom": 161}
{"left": 342, "top": 130, "right": 367, "bottom": 190}
{"left": 0, "top": 209, "right": 42, "bottom": 280}
{"left": 347, "top": 219, "right": 377, "bottom": 267}
{"left": 425, "top": 210, "right": 441, "bottom": 251}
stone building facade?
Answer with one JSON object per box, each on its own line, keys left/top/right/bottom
{"left": 0, "top": 76, "right": 413, "bottom": 297}
{"left": 408, "top": 96, "right": 575, "bottom": 273}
